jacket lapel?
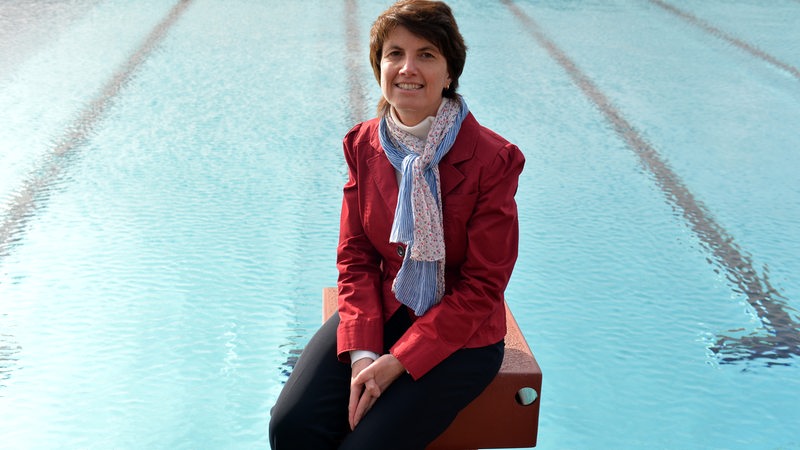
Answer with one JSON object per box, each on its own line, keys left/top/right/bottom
{"left": 439, "top": 113, "right": 478, "bottom": 196}
{"left": 367, "top": 134, "right": 399, "bottom": 213}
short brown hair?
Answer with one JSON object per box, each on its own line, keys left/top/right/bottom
{"left": 369, "top": 0, "right": 467, "bottom": 114}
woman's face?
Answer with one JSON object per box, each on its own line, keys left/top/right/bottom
{"left": 380, "top": 26, "right": 451, "bottom": 126}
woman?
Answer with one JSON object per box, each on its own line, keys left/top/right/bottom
{"left": 269, "top": 1, "right": 524, "bottom": 448}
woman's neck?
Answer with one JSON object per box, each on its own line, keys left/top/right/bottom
{"left": 389, "top": 98, "right": 448, "bottom": 140}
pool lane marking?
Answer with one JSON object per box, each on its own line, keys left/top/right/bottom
{"left": 277, "top": 1, "right": 366, "bottom": 378}
{"left": 502, "top": 0, "right": 800, "bottom": 364}
{"left": 649, "top": 0, "right": 800, "bottom": 82}
{"left": 0, "top": 0, "right": 194, "bottom": 260}
{"left": 345, "top": 0, "right": 368, "bottom": 125}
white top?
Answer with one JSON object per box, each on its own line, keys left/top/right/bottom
{"left": 389, "top": 98, "right": 448, "bottom": 139}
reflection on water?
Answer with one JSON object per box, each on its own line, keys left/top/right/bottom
{"left": 0, "top": 0, "right": 102, "bottom": 80}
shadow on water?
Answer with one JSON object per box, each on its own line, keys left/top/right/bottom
{"left": 280, "top": 347, "right": 303, "bottom": 381}
{"left": 279, "top": 329, "right": 308, "bottom": 383}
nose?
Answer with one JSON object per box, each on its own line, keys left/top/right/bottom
{"left": 399, "top": 55, "right": 416, "bottom": 75}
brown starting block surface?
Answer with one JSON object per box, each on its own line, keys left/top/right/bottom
{"left": 322, "top": 287, "right": 542, "bottom": 449}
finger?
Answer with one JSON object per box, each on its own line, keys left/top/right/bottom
{"left": 352, "top": 388, "right": 378, "bottom": 428}
{"left": 364, "top": 378, "right": 381, "bottom": 398}
{"left": 348, "top": 381, "right": 363, "bottom": 430}
{"left": 351, "top": 369, "right": 369, "bottom": 386}
{"left": 352, "top": 379, "right": 381, "bottom": 428}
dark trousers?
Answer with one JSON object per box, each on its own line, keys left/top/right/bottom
{"left": 269, "top": 308, "right": 504, "bottom": 450}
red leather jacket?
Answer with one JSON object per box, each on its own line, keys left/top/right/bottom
{"left": 336, "top": 112, "right": 525, "bottom": 379}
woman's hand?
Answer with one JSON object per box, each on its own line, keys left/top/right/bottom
{"left": 348, "top": 354, "right": 406, "bottom": 430}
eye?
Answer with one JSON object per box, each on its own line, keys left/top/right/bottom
{"left": 384, "top": 50, "right": 402, "bottom": 59}
{"left": 420, "top": 52, "right": 435, "bottom": 59}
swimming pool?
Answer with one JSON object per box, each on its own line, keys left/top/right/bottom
{"left": 1, "top": 0, "right": 798, "bottom": 448}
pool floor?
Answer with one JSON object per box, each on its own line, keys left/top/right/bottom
{"left": 1, "top": 1, "right": 799, "bottom": 448}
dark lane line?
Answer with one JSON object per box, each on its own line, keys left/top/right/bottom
{"left": 650, "top": 0, "right": 800, "bottom": 82}
{"left": 281, "top": 0, "right": 367, "bottom": 378}
{"left": 502, "top": 0, "right": 800, "bottom": 365}
{"left": 0, "top": 0, "right": 195, "bottom": 261}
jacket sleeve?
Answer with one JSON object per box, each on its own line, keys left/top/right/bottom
{"left": 390, "top": 142, "right": 525, "bottom": 379}
{"left": 335, "top": 126, "right": 385, "bottom": 363}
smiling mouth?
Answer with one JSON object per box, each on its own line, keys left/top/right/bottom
{"left": 396, "top": 83, "right": 423, "bottom": 90}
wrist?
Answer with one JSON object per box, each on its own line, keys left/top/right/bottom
{"left": 386, "top": 352, "right": 407, "bottom": 376}
{"left": 350, "top": 350, "right": 379, "bottom": 367}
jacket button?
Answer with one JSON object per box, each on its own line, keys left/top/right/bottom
{"left": 396, "top": 245, "right": 405, "bottom": 257}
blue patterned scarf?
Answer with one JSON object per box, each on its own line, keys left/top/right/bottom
{"left": 379, "top": 96, "right": 469, "bottom": 316}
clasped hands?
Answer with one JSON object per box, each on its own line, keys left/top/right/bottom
{"left": 348, "top": 354, "right": 406, "bottom": 430}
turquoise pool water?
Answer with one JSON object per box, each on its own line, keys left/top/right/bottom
{"left": 1, "top": 0, "right": 798, "bottom": 448}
